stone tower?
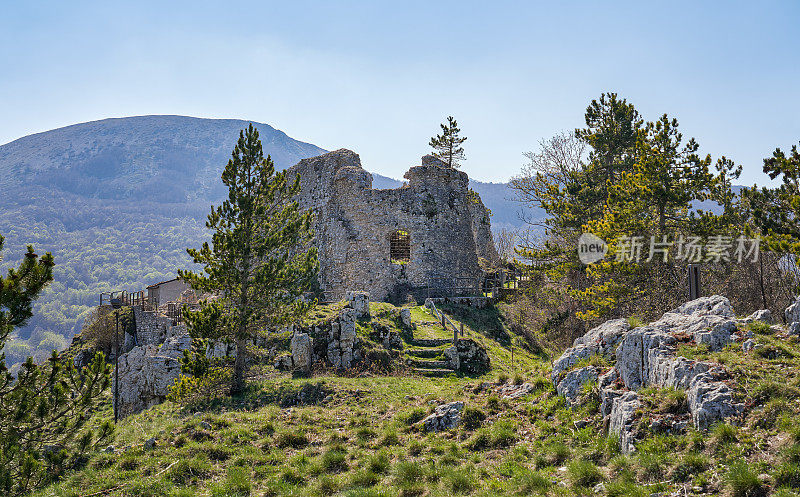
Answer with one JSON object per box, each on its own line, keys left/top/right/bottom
{"left": 287, "top": 149, "right": 498, "bottom": 302}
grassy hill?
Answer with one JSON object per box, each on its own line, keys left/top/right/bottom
{"left": 32, "top": 301, "right": 800, "bottom": 497}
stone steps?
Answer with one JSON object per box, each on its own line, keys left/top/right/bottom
{"left": 406, "top": 348, "right": 444, "bottom": 359}
{"left": 408, "top": 338, "right": 453, "bottom": 347}
{"left": 412, "top": 367, "right": 456, "bottom": 377}
{"left": 409, "top": 359, "right": 450, "bottom": 369}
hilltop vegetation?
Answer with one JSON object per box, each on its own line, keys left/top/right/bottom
{"left": 29, "top": 299, "right": 800, "bottom": 497}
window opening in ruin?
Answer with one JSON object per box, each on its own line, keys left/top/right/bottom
{"left": 390, "top": 230, "right": 411, "bottom": 264}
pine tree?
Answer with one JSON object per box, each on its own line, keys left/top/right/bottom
{"left": 743, "top": 143, "right": 800, "bottom": 253}
{"left": 0, "top": 236, "right": 111, "bottom": 496}
{"left": 180, "top": 124, "right": 318, "bottom": 395}
{"left": 429, "top": 116, "right": 467, "bottom": 168}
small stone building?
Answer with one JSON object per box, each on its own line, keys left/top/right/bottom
{"left": 288, "top": 150, "right": 499, "bottom": 302}
{"left": 146, "top": 277, "right": 191, "bottom": 307}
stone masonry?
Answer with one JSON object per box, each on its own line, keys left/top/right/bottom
{"left": 288, "top": 150, "right": 498, "bottom": 303}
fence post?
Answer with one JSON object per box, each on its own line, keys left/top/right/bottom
{"left": 688, "top": 264, "right": 701, "bottom": 300}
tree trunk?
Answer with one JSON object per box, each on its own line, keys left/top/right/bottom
{"left": 231, "top": 335, "right": 248, "bottom": 395}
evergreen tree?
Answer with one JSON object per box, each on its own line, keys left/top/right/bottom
{"left": 179, "top": 124, "right": 318, "bottom": 395}
{"left": 429, "top": 116, "right": 467, "bottom": 168}
{"left": 743, "top": 143, "right": 800, "bottom": 253}
{"left": 0, "top": 236, "right": 111, "bottom": 496}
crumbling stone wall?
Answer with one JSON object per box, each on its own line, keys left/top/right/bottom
{"left": 288, "top": 150, "right": 499, "bottom": 302}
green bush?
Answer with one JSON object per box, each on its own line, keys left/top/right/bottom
{"left": 461, "top": 406, "right": 486, "bottom": 430}
{"left": 514, "top": 469, "right": 552, "bottom": 494}
{"left": 443, "top": 468, "right": 476, "bottom": 494}
{"left": 320, "top": 445, "right": 349, "bottom": 473}
{"left": 725, "top": 461, "right": 766, "bottom": 497}
{"left": 275, "top": 430, "right": 309, "bottom": 449}
{"left": 671, "top": 452, "right": 709, "bottom": 482}
{"left": 775, "top": 462, "right": 800, "bottom": 489}
{"left": 567, "top": 459, "right": 603, "bottom": 488}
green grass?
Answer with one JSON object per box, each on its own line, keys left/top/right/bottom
{"left": 30, "top": 299, "right": 800, "bottom": 496}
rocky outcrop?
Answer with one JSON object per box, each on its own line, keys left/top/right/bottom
{"left": 418, "top": 401, "right": 464, "bottom": 432}
{"left": 609, "top": 392, "right": 641, "bottom": 454}
{"left": 740, "top": 309, "right": 772, "bottom": 326}
{"left": 115, "top": 325, "right": 190, "bottom": 417}
{"left": 556, "top": 366, "right": 598, "bottom": 406}
{"left": 552, "top": 319, "right": 630, "bottom": 384}
{"left": 345, "top": 291, "right": 370, "bottom": 319}
{"left": 443, "top": 338, "right": 490, "bottom": 373}
{"left": 552, "top": 295, "right": 746, "bottom": 453}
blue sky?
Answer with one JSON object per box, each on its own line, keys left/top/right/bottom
{"left": 1, "top": 1, "right": 798, "bottom": 184}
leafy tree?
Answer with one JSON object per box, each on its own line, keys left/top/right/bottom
{"left": 179, "top": 125, "right": 318, "bottom": 395}
{"left": 429, "top": 116, "right": 467, "bottom": 168}
{"left": 0, "top": 235, "right": 111, "bottom": 496}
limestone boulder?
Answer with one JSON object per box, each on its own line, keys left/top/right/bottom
{"left": 740, "top": 309, "right": 772, "bottom": 326}
{"left": 346, "top": 291, "right": 370, "bottom": 319}
{"left": 556, "top": 366, "right": 598, "bottom": 406}
{"left": 418, "top": 401, "right": 464, "bottom": 432}
{"left": 290, "top": 332, "right": 313, "bottom": 372}
{"left": 609, "top": 391, "right": 641, "bottom": 454}
{"left": 687, "top": 371, "right": 743, "bottom": 430}
{"left": 115, "top": 327, "right": 191, "bottom": 418}
{"left": 552, "top": 318, "right": 630, "bottom": 385}
{"left": 445, "top": 339, "right": 490, "bottom": 373}
{"left": 400, "top": 308, "right": 412, "bottom": 328}
{"left": 786, "top": 296, "right": 800, "bottom": 324}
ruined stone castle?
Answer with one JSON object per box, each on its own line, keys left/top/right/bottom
{"left": 289, "top": 149, "right": 498, "bottom": 302}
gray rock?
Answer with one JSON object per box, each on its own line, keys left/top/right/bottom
{"left": 115, "top": 327, "right": 191, "bottom": 418}
{"left": 400, "top": 308, "right": 412, "bottom": 328}
{"left": 786, "top": 296, "right": 800, "bottom": 324}
{"left": 609, "top": 391, "right": 640, "bottom": 454}
{"left": 444, "top": 339, "right": 490, "bottom": 373}
{"left": 418, "top": 401, "right": 464, "bottom": 432}
{"left": 290, "top": 332, "right": 313, "bottom": 372}
{"left": 200, "top": 421, "right": 212, "bottom": 430}
{"left": 552, "top": 319, "right": 630, "bottom": 385}
{"left": 144, "top": 438, "right": 156, "bottom": 449}
{"left": 556, "top": 366, "right": 598, "bottom": 406}
{"left": 346, "top": 291, "right": 370, "bottom": 319}
{"left": 790, "top": 322, "right": 800, "bottom": 336}
{"left": 740, "top": 309, "right": 772, "bottom": 325}
{"left": 742, "top": 339, "right": 756, "bottom": 353}
{"left": 500, "top": 382, "right": 536, "bottom": 399}
{"left": 687, "top": 371, "right": 743, "bottom": 430}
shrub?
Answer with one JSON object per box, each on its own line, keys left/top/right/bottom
{"left": 408, "top": 440, "right": 424, "bottom": 456}
{"left": 350, "top": 469, "right": 381, "bottom": 487}
{"left": 400, "top": 407, "right": 428, "bottom": 426}
{"left": 774, "top": 462, "right": 800, "bottom": 489}
{"left": 725, "top": 461, "right": 766, "bottom": 497}
{"left": 671, "top": 452, "right": 709, "bottom": 482}
{"left": 316, "top": 475, "right": 339, "bottom": 495}
{"left": 461, "top": 406, "right": 486, "bottom": 430}
{"left": 379, "top": 430, "right": 400, "bottom": 446}
{"left": 367, "top": 451, "right": 391, "bottom": 474}
{"left": 567, "top": 459, "right": 603, "bottom": 488}
{"left": 497, "top": 373, "right": 509, "bottom": 384}
{"left": 444, "top": 468, "right": 477, "bottom": 494}
{"left": 320, "top": 445, "right": 349, "bottom": 473}
{"left": 276, "top": 430, "right": 309, "bottom": 449}
{"left": 168, "top": 456, "right": 213, "bottom": 485}
{"left": 712, "top": 423, "right": 738, "bottom": 446}
{"left": 514, "top": 469, "right": 552, "bottom": 494}
{"left": 512, "top": 373, "right": 524, "bottom": 385}
{"left": 211, "top": 466, "right": 251, "bottom": 497}
{"left": 394, "top": 461, "right": 426, "bottom": 491}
